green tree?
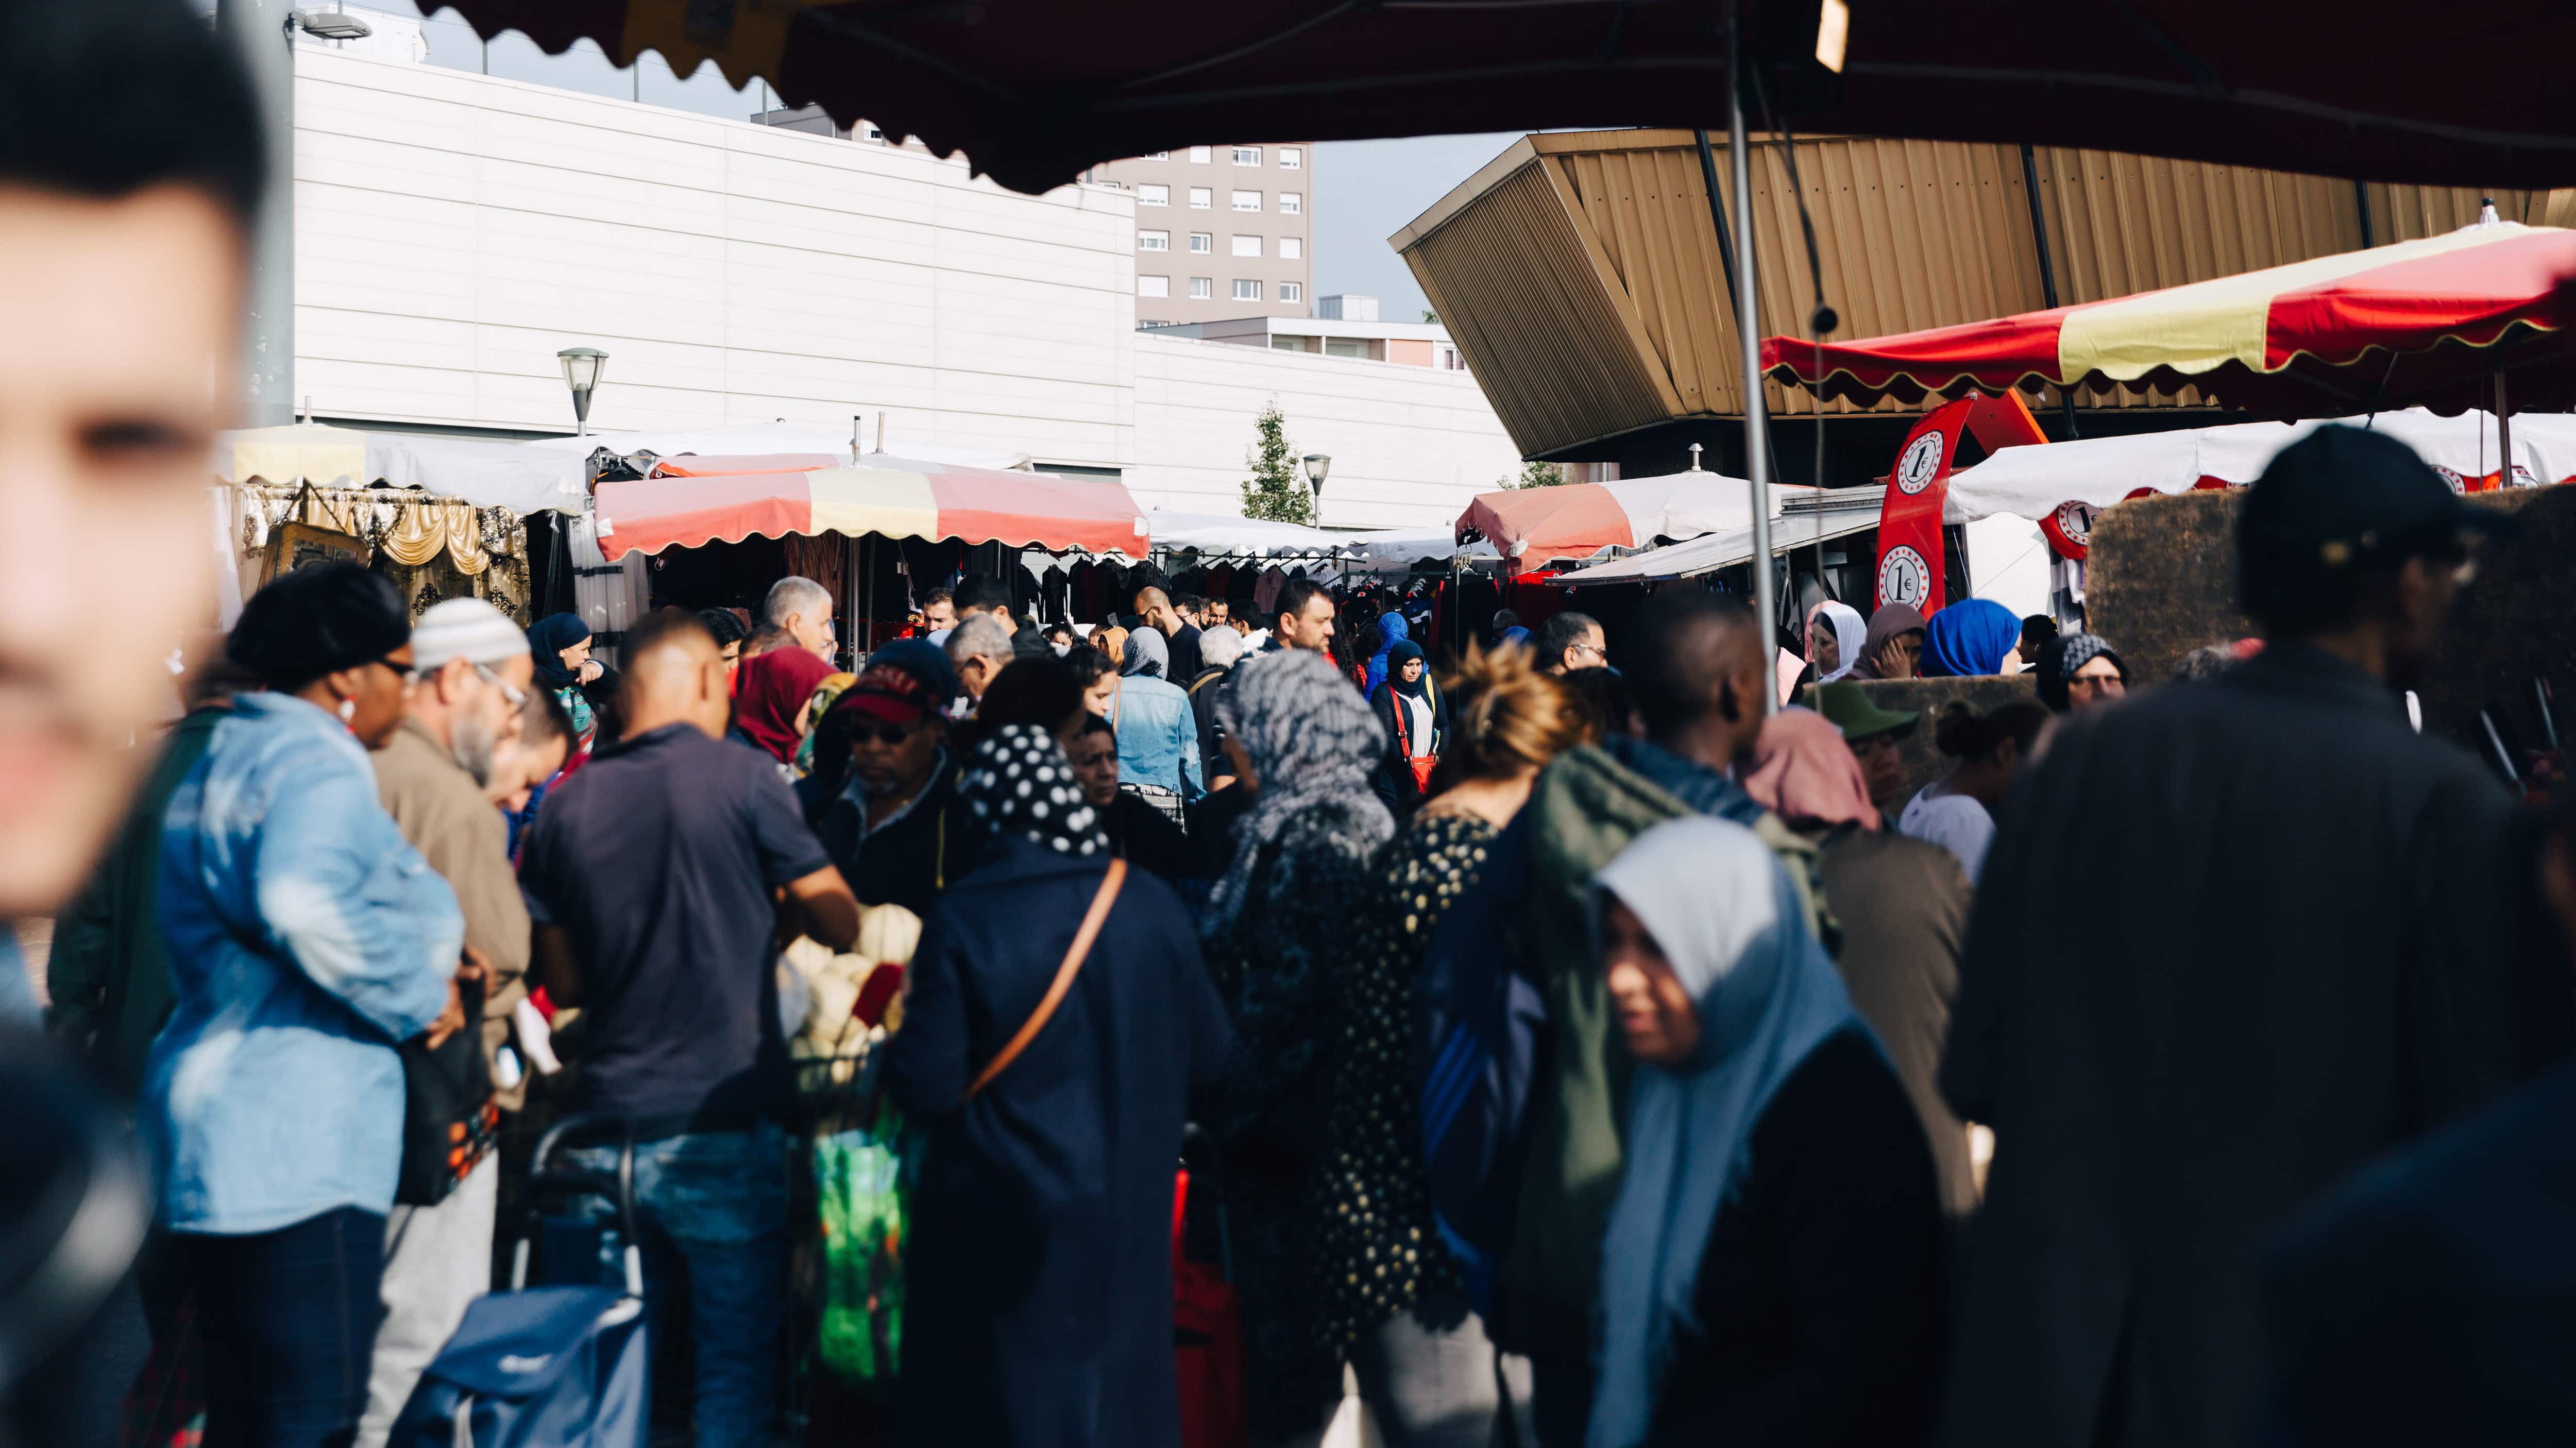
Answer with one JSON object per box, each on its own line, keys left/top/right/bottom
{"left": 1422, "top": 309, "right": 1439, "bottom": 324}
{"left": 1508, "top": 458, "right": 1568, "bottom": 489}
{"left": 1240, "top": 400, "right": 1314, "bottom": 524}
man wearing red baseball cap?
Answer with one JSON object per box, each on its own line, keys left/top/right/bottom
{"left": 801, "top": 641, "right": 974, "bottom": 918}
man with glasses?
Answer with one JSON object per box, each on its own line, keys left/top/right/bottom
{"left": 358, "top": 598, "right": 537, "bottom": 1448}
{"left": 806, "top": 639, "right": 974, "bottom": 920}
{"left": 1535, "top": 611, "right": 1606, "bottom": 676}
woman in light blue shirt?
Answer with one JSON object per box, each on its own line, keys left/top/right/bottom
{"left": 147, "top": 564, "right": 465, "bottom": 1448}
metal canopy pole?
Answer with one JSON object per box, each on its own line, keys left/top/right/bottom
{"left": 1727, "top": 12, "right": 1780, "bottom": 714}
{"left": 2019, "top": 144, "right": 2080, "bottom": 440}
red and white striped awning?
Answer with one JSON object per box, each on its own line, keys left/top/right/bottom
{"left": 593, "top": 457, "right": 1150, "bottom": 559}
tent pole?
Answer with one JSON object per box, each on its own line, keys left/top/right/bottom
{"left": 2019, "top": 144, "right": 2080, "bottom": 440}
{"left": 2495, "top": 372, "right": 2513, "bottom": 487}
{"left": 1728, "top": 11, "right": 1780, "bottom": 714}
{"left": 1693, "top": 130, "right": 1742, "bottom": 326}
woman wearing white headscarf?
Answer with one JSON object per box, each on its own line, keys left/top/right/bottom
{"left": 1589, "top": 815, "right": 1945, "bottom": 1448}
{"left": 1809, "top": 600, "right": 1868, "bottom": 684}
{"left": 1201, "top": 648, "right": 1397, "bottom": 1443}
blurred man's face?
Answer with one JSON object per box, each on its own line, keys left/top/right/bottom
{"left": 0, "top": 186, "right": 237, "bottom": 915}
{"left": 850, "top": 713, "right": 942, "bottom": 799}
{"left": 1205, "top": 601, "right": 1229, "bottom": 627}
{"left": 2066, "top": 656, "right": 2126, "bottom": 711}
{"left": 1278, "top": 595, "right": 1337, "bottom": 652}
{"left": 1066, "top": 729, "right": 1119, "bottom": 809}
{"left": 922, "top": 599, "right": 956, "bottom": 632}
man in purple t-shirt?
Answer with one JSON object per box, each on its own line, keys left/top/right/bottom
{"left": 522, "top": 608, "right": 858, "bottom": 1448}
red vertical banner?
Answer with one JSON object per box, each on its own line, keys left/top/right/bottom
{"left": 1874, "top": 398, "right": 1971, "bottom": 613}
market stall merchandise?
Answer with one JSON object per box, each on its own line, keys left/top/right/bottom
{"left": 1145, "top": 509, "right": 1354, "bottom": 562}
{"left": 1761, "top": 222, "right": 2576, "bottom": 420}
{"left": 517, "top": 420, "right": 1030, "bottom": 473}
{"left": 1452, "top": 468, "right": 1809, "bottom": 568}
{"left": 232, "top": 483, "right": 533, "bottom": 624}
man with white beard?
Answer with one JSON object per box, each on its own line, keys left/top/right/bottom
{"left": 360, "top": 596, "right": 537, "bottom": 1448}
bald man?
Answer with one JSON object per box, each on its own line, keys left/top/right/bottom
{"left": 1136, "top": 585, "right": 1203, "bottom": 681}
{"left": 518, "top": 608, "right": 857, "bottom": 1441}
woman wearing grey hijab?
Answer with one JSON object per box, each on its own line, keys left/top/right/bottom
{"left": 1202, "top": 648, "right": 1398, "bottom": 1442}
{"left": 1104, "top": 624, "right": 1201, "bottom": 805}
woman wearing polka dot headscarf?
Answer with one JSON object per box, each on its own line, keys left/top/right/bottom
{"left": 883, "top": 723, "right": 1233, "bottom": 1448}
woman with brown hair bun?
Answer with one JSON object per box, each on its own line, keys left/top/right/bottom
{"left": 1899, "top": 698, "right": 2050, "bottom": 884}
{"left": 1319, "top": 642, "right": 1593, "bottom": 1442}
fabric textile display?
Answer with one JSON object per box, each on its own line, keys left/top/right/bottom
{"left": 238, "top": 483, "right": 532, "bottom": 624}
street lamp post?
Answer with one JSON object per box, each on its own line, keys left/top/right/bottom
{"left": 556, "top": 347, "right": 608, "bottom": 435}
{"left": 1300, "top": 452, "right": 1331, "bottom": 512}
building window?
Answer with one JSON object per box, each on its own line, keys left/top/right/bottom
{"left": 1188, "top": 232, "right": 1212, "bottom": 254}
{"left": 1231, "top": 190, "right": 1261, "bottom": 212}
{"left": 1139, "top": 183, "right": 1168, "bottom": 207}
{"left": 862, "top": 123, "right": 887, "bottom": 142}
{"left": 1190, "top": 276, "right": 1212, "bottom": 299}
{"left": 1190, "top": 145, "right": 1212, "bottom": 163}
{"left": 1443, "top": 347, "right": 1467, "bottom": 370}
{"left": 1280, "top": 147, "right": 1302, "bottom": 170}
{"left": 1139, "top": 275, "right": 1170, "bottom": 298}
{"left": 1232, "top": 279, "right": 1262, "bottom": 301}
{"left": 1232, "top": 146, "right": 1262, "bottom": 166}
{"left": 1189, "top": 187, "right": 1211, "bottom": 209}
{"left": 1139, "top": 230, "right": 1169, "bottom": 251}
{"left": 1279, "top": 192, "right": 1302, "bottom": 215}
{"left": 1279, "top": 236, "right": 1303, "bottom": 260}
{"left": 1231, "top": 234, "right": 1262, "bottom": 257}
{"left": 1144, "top": 150, "right": 1170, "bottom": 160}
{"left": 1280, "top": 282, "right": 1303, "bottom": 304}
{"left": 1327, "top": 338, "right": 1369, "bottom": 359}
{"left": 1273, "top": 335, "right": 1307, "bottom": 351}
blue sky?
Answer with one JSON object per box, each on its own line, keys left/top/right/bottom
{"left": 370, "top": 4, "right": 1516, "bottom": 321}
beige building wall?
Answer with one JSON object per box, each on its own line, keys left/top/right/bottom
{"left": 1092, "top": 143, "right": 1315, "bottom": 326}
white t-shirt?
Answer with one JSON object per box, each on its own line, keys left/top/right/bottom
{"left": 1399, "top": 691, "right": 1436, "bottom": 756}
{"left": 1900, "top": 784, "right": 1996, "bottom": 884}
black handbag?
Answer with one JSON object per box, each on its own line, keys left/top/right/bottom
{"left": 396, "top": 972, "right": 498, "bottom": 1207}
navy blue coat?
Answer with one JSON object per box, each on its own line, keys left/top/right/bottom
{"left": 884, "top": 837, "right": 1232, "bottom": 1448}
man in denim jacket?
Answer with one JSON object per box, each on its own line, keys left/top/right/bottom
{"left": 147, "top": 564, "right": 467, "bottom": 1448}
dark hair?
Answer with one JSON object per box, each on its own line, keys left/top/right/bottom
{"left": 1491, "top": 609, "right": 1521, "bottom": 633}
{"left": 1534, "top": 611, "right": 1601, "bottom": 670}
{"left": 228, "top": 562, "right": 408, "bottom": 692}
{"left": 975, "top": 658, "right": 1086, "bottom": 736}
{"left": 1933, "top": 699, "right": 2050, "bottom": 762}
{"left": 1274, "top": 577, "right": 1330, "bottom": 626}
{"left": 1177, "top": 593, "right": 1205, "bottom": 612}
{"left": 697, "top": 607, "right": 750, "bottom": 650}
{"left": 0, "top": 1, "right": 266, "bottom": 226}
{"left": 1626, "top": 591, "right": 1760, "bottom": 740}
{"left": 924, "top": 587, "right": 954, "bottom": 609}
{"left": 1078, "top": 713, "right": 1115, "bottom": 741}
{"left": 624, "top": 605, "right": 716, "bottom": 662}
{"left": 953, "top": 575, "right": 1013, "bottom": 616}
{"left": 520, "top": 680, "right": 575, "bottom": 748}
{"left": 1044, "top": 620, "right": 1077, "bottom": 643}
{"left": 1561, "top": 664, "right": 1637, "bottom": 739}
{"left": 2021, "top": 614, "right": 2059, "bottom": 648}
{"left": 1066, "top": 648, "right": 1118, "bottom": 687}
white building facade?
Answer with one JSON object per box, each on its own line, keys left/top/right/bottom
{"left": 289, "top": 47, "right": 1516, "bottom": 528}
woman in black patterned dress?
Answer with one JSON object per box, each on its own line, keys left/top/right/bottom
{"left": 1315, "top": 644, "right": 1596, "bottom": 1447}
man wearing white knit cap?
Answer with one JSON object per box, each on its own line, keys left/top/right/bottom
{"left": 358, "top": 597, "right": 535, "bottom": 1448}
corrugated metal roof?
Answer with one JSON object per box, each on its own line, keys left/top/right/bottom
{"left": 1395, "top": 127, "right": 2554, "bottom": 460}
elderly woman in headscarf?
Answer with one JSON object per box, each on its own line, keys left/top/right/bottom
{"left": 1742, "top": 710, "right": 1982, "bottom": 1226}
{"left": 1362, "top": 609, "right": 1413, "bottom": 698}
{"left": 1588, "top": 815, "right": 1946, "bottom": 1448}
{"left": 1103, "top": 627, "right": 1203, "bottom": 806}
{"left": 884, "top": 725, "right": 1233, "bottom": 1448}
{"left": 1920, "top": 598, "right": 2024, "bottom": 678}
{"left": 1852, "top": 603, "right": 1928, "bottom": 681}
{"left": 2036, "top": 631, "right": 2130, "bottom": 713}
{"left": 1201, "top": 648, "right": 1398, "bottom": 1443}
{"left": 731, "top": 642, "right": 836, "bottom": 770}
{"left": 1802, "top": 600, "right": 1867, "bottom": 691}
{"left": 1364, "top": 636, "right": 1448, "bottom": 819}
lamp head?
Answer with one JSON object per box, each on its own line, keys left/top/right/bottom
{"left": 1300, "top": 451, "right": 1331, "bottom": 494}
{"left": 556, "top": 347, "right": 608, "bottom": 424}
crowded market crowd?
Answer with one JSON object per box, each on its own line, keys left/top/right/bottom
{"left": 8, "top": 8, "right": 2576, "bottom": 1448}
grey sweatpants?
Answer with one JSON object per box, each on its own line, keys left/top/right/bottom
{"left": 354, "top": 1154, "right": 498, "bottom": 1448}
{"left": 1349, "top": 1310, "right": 1535, "bottom": 1448}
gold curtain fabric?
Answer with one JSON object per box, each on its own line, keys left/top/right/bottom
{"left": 239, "top": 484, "right": 531, "bottom": 624}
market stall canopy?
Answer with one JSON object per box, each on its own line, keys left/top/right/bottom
{"left": 1557, "top": 485, "right": 1885, "bottom": 584}
{"left": 1344, "top": 529, "right": 1499, "bottom": 573}
{"left": 1455, "top": 469, "right": 1808, "bottom": 568}
{"left": 519, "top": 421, "right": 1030, "bottom": 472}
{"left": 1941, "top": 409, "right": 2576, "bottom": 525}
{"left": 1145, "top": 509, "right": 1354, "bottom": 560}
{"left": 592, "top": 458, "right": 1149, "bottom": 559}
{"left": 1762, "top": 223, "right": 2576, "bottom": 420}
{"left": 434, "top": 1, "right": 2576, "bottom": 195}
{"left": 215, "top": 425, "right": 589, "bottom": 515}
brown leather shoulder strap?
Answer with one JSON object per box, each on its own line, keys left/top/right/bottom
{"left": 964, "top": 858, "right": 1127, "bottom": 1099}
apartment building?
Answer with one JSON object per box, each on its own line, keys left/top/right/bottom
{"left": 1090, "top": 143, "right": 1314, "bottom": 325}
{"left": 1146, "top": 310, "right": 1468, "bottom": 371}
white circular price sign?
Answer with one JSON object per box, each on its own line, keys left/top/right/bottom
{"left": 1877, "top": 545, "right": 1931, "bottom": 610}
{"left": 1894, "top": 433, "right": 1945, "bottom": 495}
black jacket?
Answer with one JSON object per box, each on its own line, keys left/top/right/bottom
{"left": 1366, "top": 678, "right": 1448, "bottom": 818}
{"left": 1185, "top": 665, "right": 1231, "bottom": 782}
{"left": 1105, "top": 790, "right": 1196, "bottom": 881}
{"left": 803, "top": 755, "right": 977, "bottom": 921}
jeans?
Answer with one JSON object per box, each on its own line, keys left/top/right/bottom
{"left": 175, "top": 1206, "right": 386, "bottom": 1448}
{"left": 565, "top": 1124, "right": 788, "bottom": 1448}
{"left": 356, "top": 1154, "right": 498, "bottom": 1448}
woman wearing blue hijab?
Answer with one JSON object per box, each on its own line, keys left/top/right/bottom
{"left": 1920, "top": 598, "right": 2022, "bottom": 677}
{"left": 1588, "top": 816, "right": 1945, "bottom": 1448}
{"left": 1361, "top": 610, "right": 1411, "bottom": 697}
